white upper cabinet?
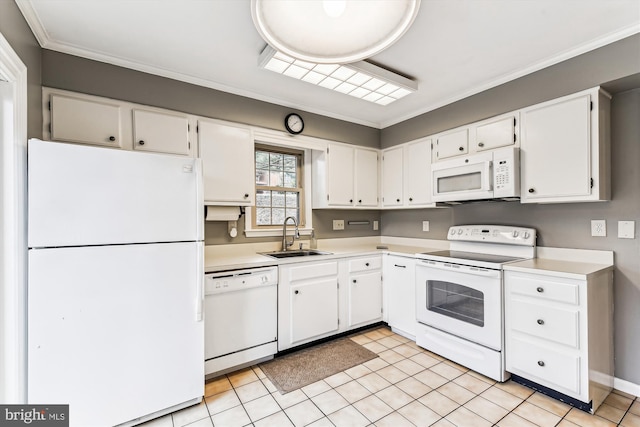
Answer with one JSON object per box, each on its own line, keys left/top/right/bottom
{"left": 354, "top": 148, "right": 379, "bottom": 207}
{"left": 313, "top": 142, "right": 379, "bottom": 209}
{"left": 132, "top": 109, "right": 191, "bottom": 156}
{"left": 473, "top": 114, "right": 517, "bottom": 152}
{"left": 382, "top": 137, "right": 433, "bottom": 208}
{"left": 49, "top": 93, "right": 123, "bottom": 148}
{"left": 520, "top": 87, "right": 610, "bottom": 203}
{"left": 405, "top": 138, "right": 433, "bottom": 206}
{"left": 381, "top": 145, "right": 404, "bottom": 207}
{"left": 198, "top": 119, "right": 255, "bottom": 206}
{"left": 433, "top": 128, "right": 468, "bottom": 160}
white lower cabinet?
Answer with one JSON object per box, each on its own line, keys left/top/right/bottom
{"left": 504, "top": 267, "right": 614, "bottom": 412}
{"left": 382, "top": 254, "right": 416, "bottom": 339}
{"left": 347, "top": 256, "right": 382, "bottom": 328}
{"left": 278, "top": 255, "right": 382, "bottom": 351}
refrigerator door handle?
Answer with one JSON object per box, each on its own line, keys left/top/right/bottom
{"left": 194, "top": 158, "right": 205, "bottom": 241}
{"left": 196, "top": 242, "right": 204, "bottom": 322}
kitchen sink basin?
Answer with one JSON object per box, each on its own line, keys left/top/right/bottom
{"left": 261, "top": 249, "right": 332, "bottom": 259}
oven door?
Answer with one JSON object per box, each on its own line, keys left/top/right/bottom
{"left": 432, "top": 152, "right": 493, "bottom": 202}
{"left": 416, "top": 259, "right": 502, "bottom": 350}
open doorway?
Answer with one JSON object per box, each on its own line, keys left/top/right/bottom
{"left": 0, "top": 32, "right": 28, "bottom": 404}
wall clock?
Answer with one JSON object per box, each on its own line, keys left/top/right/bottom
{"left": 285, "top": 113, "right": 304, "bottom": 135}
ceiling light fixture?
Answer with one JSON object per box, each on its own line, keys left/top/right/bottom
{"left": 251, "top": 0, "right": 421, "bottom": 64}
{"left": 258, "top": 45, "right": 417, "bottom": 105}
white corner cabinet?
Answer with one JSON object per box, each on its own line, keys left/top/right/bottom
{"left": 278, "top": 255, "right": 382, "bottom": 351}
{"left": 198, "top": 119, "right": 255, "bottom": 206}
{"left": 382, "top": 137, "right": 434, "bottom": 208}
{"left": 43, "top": 88, "right": 196, "bottom": 156}
{"left": 382, "top": 254, "right": 417, "bottom": 339}
{"left": 520, "top": 87, "right": 610, "bottom": 203}
{"left": 312, "top": 142, "right": 379, "bottom": 209}
{"left": 504, "top": 264, "right": 613, "bottom": 412}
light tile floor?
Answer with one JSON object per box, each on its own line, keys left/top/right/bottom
{"left": 143, "top": 326, "right": 640, "bottom": 427}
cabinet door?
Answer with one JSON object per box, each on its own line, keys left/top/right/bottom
{"left": 133, "top": 109, "right": 190, "bottom": 156}
{"left": 291, "top": 278, "right": 339, "bottom": 344}
{"left": 327, "top": 144, "right": 355, "bottom": 206}
{"left": 50, "top": 94, "right": 122, "bottom": 148}
{"left": 384, "top": 256, "right": 416, "bottom": 337}
{"left": 434, "top": 128, "right": 468, "bottom": 160}
{"left": 348, "top": 271, "right": 382, "bottom": 328}
{"left": 520, "top": 94, "right": 591, "bottom": 202}
{"left": 354, "top": 148, "right": 378, "bottom": 207}
{"left": 405, "top": 139, "right": 432, "bottom": 205}
{"left": 382, "top": 146, "right": 403, "bottom": 206}
{"left": 475, "top": 115, "right": 516, "bottom": 152}
{"left": 198, "top": 120, "right": 255, "bottom": 206}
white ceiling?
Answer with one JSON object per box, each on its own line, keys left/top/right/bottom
{"left": 16, "top": 0, "right": 640, "bottom": 129}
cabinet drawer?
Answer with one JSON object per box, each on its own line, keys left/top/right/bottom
{"left": 510, "top": 298, "right": 580, "bottom": 348}
{"left": 507, "top": 272, "right": 580, "bottom": 305}
{"left": 287, "top": 261, "right": 338, "bottom": 282}
{"left": 348, "top": 256, "right": 382, "bottom": 273}
{"left": 508, "top": 336, "right": 581, "bottom": 395}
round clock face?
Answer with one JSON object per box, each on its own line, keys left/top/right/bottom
{"left": 285, "top": 113, "right": 304, "bottom": 134}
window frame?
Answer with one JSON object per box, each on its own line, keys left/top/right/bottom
{"left": 252, "top": 144, "right": 306, "bottom": 229}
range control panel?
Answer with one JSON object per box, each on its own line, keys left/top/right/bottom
{"left": 448, "top": 225, "right": 536, "bottom": 246}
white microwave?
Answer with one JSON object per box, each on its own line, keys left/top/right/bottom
{"left": 432, "top": 146, "right": 520, "bottom": 202}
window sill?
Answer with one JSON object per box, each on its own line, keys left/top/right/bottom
{"left": 244, "top": 228, "right": 314, "bottom": 238}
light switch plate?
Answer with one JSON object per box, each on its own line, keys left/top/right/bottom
{"left": 422, "top": 221, "right": 430, "bottom": 232}
{"left": 591, "top": 220, "right": 606, "bottom": 237}
{"left": 373, "top": 220, "right": 379, "bottom": 231}
{"left": 333, "top": 219, "right": 345, "bottom": 231}
{"left": 618, "top": 221, "right": 635, "bottom": 239}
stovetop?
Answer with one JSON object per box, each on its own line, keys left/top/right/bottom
{"left": 421, "top": 250, "right": 526, "bottom": 265}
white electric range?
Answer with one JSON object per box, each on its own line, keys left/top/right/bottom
{"left": 415, "top": 225, "right": 536, "bottom": 382}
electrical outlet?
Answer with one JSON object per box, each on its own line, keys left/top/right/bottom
{"left": 618, "top": 221, "right": 635, "bottom": 239}
{"left": 373, "top": 220, "right": 379, "bottom": 231}
{"left": 422, "top": 221, "right": 430, "bottom": 232}
{"left": 591, "top": 220, "right": 606, "bottom": 237}
{"left": 333, "top": 219, "right": 345, "bottom": 231}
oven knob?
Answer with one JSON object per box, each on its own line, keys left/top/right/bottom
{"left": 523, "top": 231, "right": 530, "bottom": 239}
{"left": 457, "top": 229, "right": 463, "bottom": 235}
{"left": 512, "top": 230, "right": 519, "bottom": 238}
{"left": 450, "top": 229, "right": 456, "bottom": 236}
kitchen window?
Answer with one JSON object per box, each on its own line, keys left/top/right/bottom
{"left": 253, "top": 145, "right": 305, "bottom": 228}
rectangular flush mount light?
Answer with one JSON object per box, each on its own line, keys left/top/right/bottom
{"left": 258, "top": 45, "right": 417, "bottom": 105}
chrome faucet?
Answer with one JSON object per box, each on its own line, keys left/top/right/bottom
{"left": 282, "top": 216, "right": 300, "bottom": 251}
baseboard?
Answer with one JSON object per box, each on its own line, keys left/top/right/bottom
{"left": 614, "top": 377, "right": 640, "bottom": 397}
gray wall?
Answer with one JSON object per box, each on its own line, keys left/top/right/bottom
{"left": 41, "top": 50, "right": 379, "bottom": 148}
{"left": 381, "top": 84, "right": 640, "bottom": 384}
{"left": 0, "top": 0, "right": 42, "bottom": 138}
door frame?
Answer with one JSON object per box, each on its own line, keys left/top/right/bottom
{"left": 0, "top": 31, "right": 28, "bottom": 403}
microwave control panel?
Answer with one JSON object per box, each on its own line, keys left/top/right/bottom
{"left": 493, "top": 146, "right": 520, "bottom": 198}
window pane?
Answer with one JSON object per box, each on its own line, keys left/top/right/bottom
{"left": 284, "top": 171, "right": 297, "bottom": 188}
{"left": 256, "top": 190, "right": 271, "bottom": 207}
{"left": 272, "top": 191, "right": 285, "bottom": 207}
{"left": 269, "top": 171, "right": 283, "bottom": 187}
{"left": 285, "top": 191, "right": 299, "bottom": 208}
{"left": 256, "top": 207, "right": 271, "bottom": 225}
{"left": 256, "top": 170, "right": 269, "bottom": 186}
{"left": 272, "top": 208, "right": 285, "bottom": 225}
{"left": 255, "top": 151, "right": 269, "bottom": 170}
{"left": 284, "top": 155, "right": 297, "bottom": 171}
{"left": 285, "top": 208, "right": 299, "bottom": 222}
{"left": 270, "top": 153, "right": 283, "bottom": 171}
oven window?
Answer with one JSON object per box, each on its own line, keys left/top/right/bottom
{"left": 437, "top": 172, "right": 482, "bottom": 193}
{"left": 427, "top": 280, "right": 484, "bottom": 327}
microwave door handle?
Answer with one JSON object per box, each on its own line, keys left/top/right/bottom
{"left": 484, "top": 160, "right": 493, "bottom": 191}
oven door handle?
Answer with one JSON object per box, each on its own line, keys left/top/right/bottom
{"left": 416, "top": 260, "right": 501, "bottom": 278}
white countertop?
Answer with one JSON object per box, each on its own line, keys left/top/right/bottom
{"left": 204, "top": 236, "right": 448, "bottom": 272}
{"left": 204, "top": 237, "right": 615, "bottom": 276}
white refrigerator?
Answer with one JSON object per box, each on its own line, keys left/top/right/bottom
{"left": 27, "top": 139, "right": 205, "bottom": 427}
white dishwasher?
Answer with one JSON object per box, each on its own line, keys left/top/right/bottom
{"left": 204, "top": 266, "right": 278, "bottom": 377}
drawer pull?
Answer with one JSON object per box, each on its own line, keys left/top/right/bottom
{"left": 365, "top": 262, "right": 370, "bottom": 267}
{"left": 294, "top": 290, "right": 299, "bottom": 295}
{"left": 352, "top": 279, "right": 357, "bottom": 284}
{"left": 537, "top": 319, "right": 545, "bottom": 325}
{"left": 537, "top": 360, "right": 545, "bottom": 367}
{"left": 536, "top": 287, "right": 544, "bottom": 293}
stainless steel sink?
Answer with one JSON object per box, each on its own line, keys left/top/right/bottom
{"left": 261, "top": 249, "right": 332, "bottom": 259}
